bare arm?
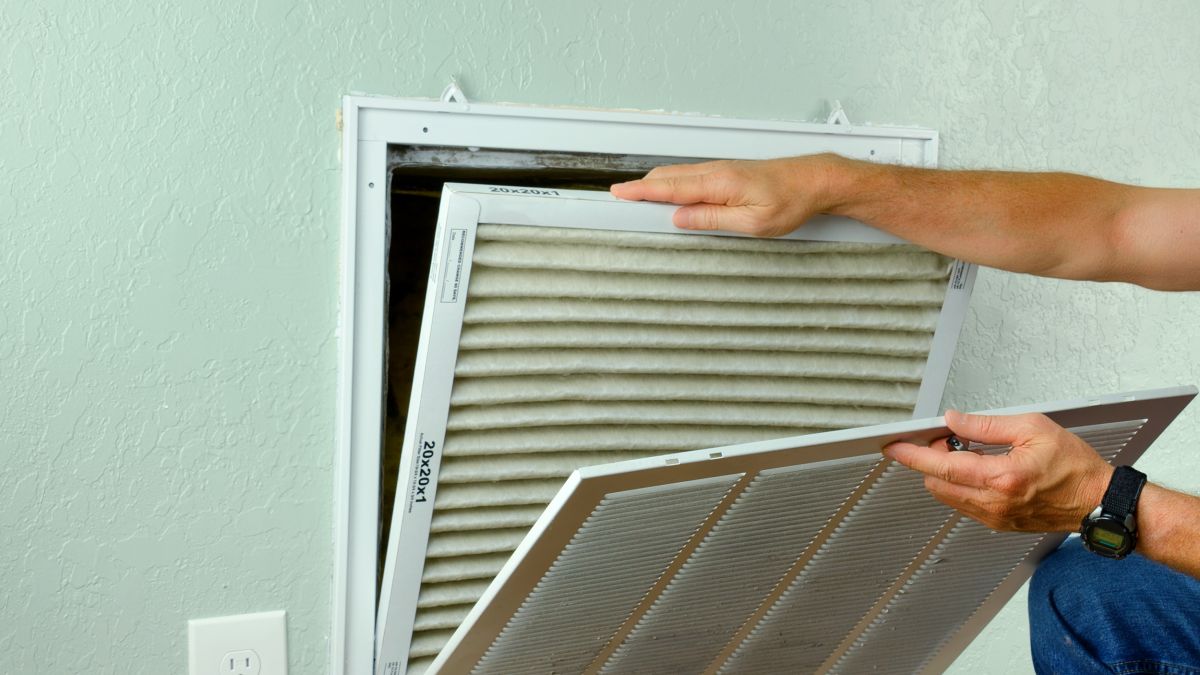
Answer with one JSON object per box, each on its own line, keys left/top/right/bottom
{"left": 885, "top": 411, "right": 1200, "bottom": 579}
{"left": 1136, "top": 482, "right": 1200, "bottom": 576}
{"left": 610, "top": 155, "right": 1200, "bottom": 290}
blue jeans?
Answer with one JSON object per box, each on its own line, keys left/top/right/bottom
{"left": 1029, "top": 537, "right": 1200, "bottom": 674}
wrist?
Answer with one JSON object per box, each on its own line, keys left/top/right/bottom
{"left": 814, "top": 154, "right": 890, "bottom": 218}
{"left": 1079, "top": 465, "right": 1148, "bottom": 559}
{"left": 1134, "top": 483, "right": 1172, "bottom": 561}
{"left": 1077, "top": 463, "right": 1115, "bottom": 523}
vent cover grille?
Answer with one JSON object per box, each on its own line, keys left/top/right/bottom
{"left": 828, "top": 521, "right": 1045, "bottom": 675}
{"left": 718, "top": 462, "right": 956, "bottom": 674}
{"left": 600, "top": 458, "right": 879, "bottom": 674}
{"left": 473, "top": 475, "right": 743, "bottom": 674}
{"left": 431, "top": 416, "right": 1155, "bottom": 674}
{"left": 407, "top": 222, "right": 955, "bottom": 671}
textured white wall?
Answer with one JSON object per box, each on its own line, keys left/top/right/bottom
{"left": 2, "top": 0, "right": 1197, "bottom": 672}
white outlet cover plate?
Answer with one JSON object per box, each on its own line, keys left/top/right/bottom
{"left": 188, "top": 610, "right": 288, "bottom": 675}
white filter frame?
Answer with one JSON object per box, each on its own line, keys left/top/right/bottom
{"left": 375, "top": 182, "right": 978, "bottom": 672}
{"left": 338, "top": 94, "right": 943, "bottom": 674}
{"left": 429, "top": 386, "right": 1196, "bottom": 674}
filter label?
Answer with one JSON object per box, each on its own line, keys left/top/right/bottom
{"left": 950, "top": 260, "right": 969, "bottom": 290}
{"left": 409, "top": 433, "right": 438, "bottom": 511}
{"left": 440, "top": 228, "right": 468, "bottom": 303}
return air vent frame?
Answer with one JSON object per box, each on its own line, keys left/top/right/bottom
{"left": 428, "top": 386, "right": 1195, "bottom": 674}
{"left": 376, "top": 182, "right": 978, "bottom": 673}
{"left": 339, "top": 95, "right": 945, "bottom": 674}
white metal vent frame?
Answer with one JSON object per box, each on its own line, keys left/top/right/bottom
{"left": 376, "top": 183, "right": 976, "bottom": 673}
{"left": 337, "top": 94, "right": 944, "bottom": 675}
{"left": 427, "top": 386, "right": 1196, "bottom": 674}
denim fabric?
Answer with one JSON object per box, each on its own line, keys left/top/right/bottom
{"left": 1029, "top": 537, "right": 1200, "bottom": 674}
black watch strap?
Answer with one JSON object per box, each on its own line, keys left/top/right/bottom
{"left": 1101, "top": 465, "right": 1147, "bottom": 518}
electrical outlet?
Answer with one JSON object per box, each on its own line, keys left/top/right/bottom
{"left": 188, "top": 610, "right": 286, "bottom": 675}
{"left": 221, "top": 650, "right": 261, "bottom": 675}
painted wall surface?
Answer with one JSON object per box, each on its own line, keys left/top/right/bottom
{"left": 3, "top": 1, "right": 1198, "bottom": 672}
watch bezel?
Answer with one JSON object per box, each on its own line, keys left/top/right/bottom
{"left": 1080, "top": 508, "right": 1138, "bottom": 559}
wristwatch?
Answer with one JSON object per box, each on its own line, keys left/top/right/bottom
{"left": 1080, "top": 465, "right": 1147, "bottom": 559}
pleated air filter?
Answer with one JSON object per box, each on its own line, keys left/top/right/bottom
{"left": 377, "top": 183, "right": 978, "bottom": 673}
{"left": 428, "top": 388, "right": 1194, "bottom": 674}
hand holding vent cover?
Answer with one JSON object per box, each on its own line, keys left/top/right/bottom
{"left": 884, "top": 410, "right": 1120, "bottom": 533}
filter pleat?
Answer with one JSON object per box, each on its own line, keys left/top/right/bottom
{"left": 472, "top": 238, "right": 950, "bottom": 279}
{"left": 458, "top": 322, "right": 933, "bottom": 356}
{"left": 475, "top": 223, "right": 921, "bottom": 254}
{"left": 421, "top": 553, "right": 511, "bottom": 584}
{"left": 453, "top": 348, "right": 927, "bottom": 380}
{"left": 433, "top": 479, "right": 564, "bottom": 509}
{"left": 441, "top": 424, "right": 825, "bottom": 456}
{"left": 430, "top": 505, "right": 545, "bottom": 532}
{"left": 444, "top": 400, "right": 909, "bottom": 432}
{"left": 464, "top": 297, "right": 942, "bottom": 331}
{"left": 469, "top": 266, "right": 948, "bottom": 306}
{"left": 450, "top": 374, "right": 917, "bottom": 408}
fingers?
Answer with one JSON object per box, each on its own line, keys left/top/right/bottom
{"left": 610, "top": 161, "right": 730, "bottom": 201}
{"left": 883, "top": 441, "right": 996, "bottom": 488}
{"left": 673, "top": 204, "right": 763, "bottom": 234}
{"left": 609, "top": 182, "right": 640, "bottom": 200}
{"left": 643, "top": 160, "right": 729, "bottom": 179}
{"left": 944, "top": 410, "right": 1047, "bottom": 445}
{"left": 610, "top": 171, "right": 736, "bottom": 205}
{"left": 673, "top": 204, "right": 723, "bottom": 231}
{"left": 923, "top": 475, "right": 987, "bottom": 508}
{"left": 922, "top": 477, "right": 1013, "bottom": 531}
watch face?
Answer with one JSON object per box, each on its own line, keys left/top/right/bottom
{"left": 1090, "top": 524, "right": 1126, "bottom": 551}
{"left": 1084, "top": 518, "right": 1134, "bottom": 558}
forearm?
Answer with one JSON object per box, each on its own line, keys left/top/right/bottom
{"left": 1135, "top": 482, "right": 1200, "bottom": 578}
{"left": 615, "top": 154, "right": 1200, "bottom": 289}
{"left": 819, "top": 156, "right": 1134, "bottom": 282}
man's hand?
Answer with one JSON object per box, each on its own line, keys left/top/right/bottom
{"left": 883, "top": 411, "right": 1114, "bottom": 532}
{"left": 610, "top": 155, "right": 847, "bottom": 237}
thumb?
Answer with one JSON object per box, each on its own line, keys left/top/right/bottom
{"left": 944, "top": 410, "right": 1036, "bottom": 445}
